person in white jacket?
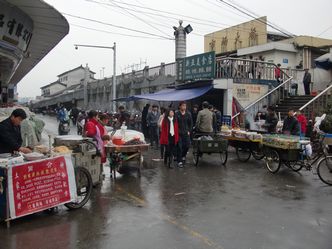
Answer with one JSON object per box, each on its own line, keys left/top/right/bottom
{"left": 158, "top": 107, "right": 166, "bottom": 159}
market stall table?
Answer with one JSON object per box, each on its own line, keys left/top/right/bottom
{"left": 221, "top": 130, "right": 264, "bottom": 162}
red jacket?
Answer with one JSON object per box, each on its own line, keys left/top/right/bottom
{"left": 85, "top": 118, "right": 107, "bottom": 163}
{"left": 297, "top": 114, "right": 307, "bottom": 134}
{"left": 85, "top": 118, "right": 105, "bottom": 137}
{"left": 160, "top": 118, "right": 179, "bottom": 145}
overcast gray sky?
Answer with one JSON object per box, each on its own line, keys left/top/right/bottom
{"left": 17, "top": 0, "right": 332, "bottom": 98}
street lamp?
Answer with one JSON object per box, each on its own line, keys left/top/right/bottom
{"left": 74, "top": 43, "right": 117, "bottom": 112}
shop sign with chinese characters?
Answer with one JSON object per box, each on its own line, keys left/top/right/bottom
{"left": 233, "top": 83, "right": 269, "bottom": 107}
{"left": 177, "top": 51, "right": 216, "bottom": 81}
{"left": 0, "top": 1, "right": 34, "bottom": 52}
{"left": 7, "top": 156, "right": 76, "bottom": 219}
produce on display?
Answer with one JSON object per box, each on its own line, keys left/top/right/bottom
{"left": 262, "top": 134, "right": 307, "bottom": 150}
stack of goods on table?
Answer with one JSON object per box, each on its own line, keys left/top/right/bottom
{"left": 110, "top": 129, "right": 146, "bottom": 146}
{"left": 262, "top": 134, "right": 308, "bottom": 150}
{"left": 220, "top": 126, "right": 262, "bottom": 141}
{"left": 0, "top": 153, "right": 24, "bottom": 167}
{"left": 220, "top": 125, "right": 232, "bottom": 137}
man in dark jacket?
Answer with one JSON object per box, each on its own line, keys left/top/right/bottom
{"left": 263, "top": 106, "right": 278, "bottom": 133}
{"left": 0, "top": 109, "right": 32, "bottom": 154}
{"left": 303, "top": 68, "right": 311, "bottom": 95}
{"left": 191, "top": 104, "right": 199, "bottom": 126}
{"left": 282, "top": 109, "right": 300, "bottom": 135}
{"left": 176, "top": 102, "right": 193, "bottom": 167}
{"left": 116, "top": 105, "right": 130, "bottom": 129}
{"left": 141, "top": 104, "right": 150, "bottom": 139}
{"left": 146, "top": 105, "right": 160, "bottom": 149}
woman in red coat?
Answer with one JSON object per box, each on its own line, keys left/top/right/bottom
{"left": 85, "top": 110, "right": 106, "bottom": 163}
{"left": 160, "top": 109, "right": 179, "bottom": 168}
{"left": 296, "top": 110, "right": 307, "bottom": 136}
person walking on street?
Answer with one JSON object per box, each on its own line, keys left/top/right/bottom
{"left": 160, "top": 109, "right": 179, "bottom": 169}
{"left": 208, "top": 104, "right": 218, "bottom": 132}
{"left": 147, "top": 105, "right": 160, "bottom": 149}
{"left": 275, "top": 63, "right": 282, "bottom": 83}
{"left": 141, "top": 104, "right": 150, "bottom": 139}
{"left": 303, "top": 68, "right": 312, "bottom": 95}
{"left": 196, "top": 101, "right": 214, "bottom": 134}
{"left": 176, "top": 102, "right": 193, "bottom": 167}
{"left": 192, "top": 104, "right": 199, "bottom": 126}
{"left": 282, "top": 109, "right": 300, "bottom": 136}
{"left": 158, "top": 107, "right": 166, "bottom": 160}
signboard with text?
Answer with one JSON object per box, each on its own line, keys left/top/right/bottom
{"left": 0, "top": 2, "right": 34, "bottom": 52}
{"left": 7, "top": 156, "right": 76, "bottom": 219}
{"left": 177, "top": 51, "right": 216, "bottom": 81}
{"left": 233, "top": 83, "right": 269, "bottom": 108}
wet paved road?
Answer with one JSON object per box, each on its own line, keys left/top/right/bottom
{"left": 1, "top": 115, "right": 332, "bottom": 249}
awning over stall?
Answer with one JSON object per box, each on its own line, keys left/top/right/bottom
{"left": 116, "top": 85, "right": 213, "bottom": 102}
{"left": 315, "top": 53, "right": 332, "bottom": 70}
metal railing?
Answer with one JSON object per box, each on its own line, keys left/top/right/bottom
{"left": 222, "top": 57, "right": 294, "bottom": 120}
{"left": 299, "top": 81, "right": 332, "bottom": 120}
{"left": 215, "top": 57, "right": 290, "bottom": 82}
{"left": 232, "top": 76, "right": 293, "bottom": 120}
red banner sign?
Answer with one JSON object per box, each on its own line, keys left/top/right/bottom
{"left": 8, "top": 156, "right": 76, "bottom": 219}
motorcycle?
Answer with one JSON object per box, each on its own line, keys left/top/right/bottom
{"left": 58, "top": 120, "right": 70, "bottom": 135}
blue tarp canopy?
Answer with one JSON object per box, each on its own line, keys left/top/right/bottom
{"left": 315, "top": 53, "right": 332, "bottom": 70}
{"left": 115, "top": 85, "right": 213, "bottom": 102}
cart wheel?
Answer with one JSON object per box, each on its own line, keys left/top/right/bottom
{"left": 236, "top": 147, "right": 251, "bottom": 162}
{"left": 219, "top": 151, "right": 228, "bottom": 166}
{"left": 264, "top": 149, "right": 281, "bottom": 173}
{"left": 317, "top": 156, "right": 332, "bottom": 185}
{"left": 65, "top": 166, "right": 93, "bottom": 210}
{"left": 251, "top": 150, "right": 265, "bottom": 160}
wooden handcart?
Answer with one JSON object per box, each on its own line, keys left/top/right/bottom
{"left": 105, "top": 144, "right": 149, "bottom": 179}
{"left": 224, "top": 136, "right": 264, "bottom": 162}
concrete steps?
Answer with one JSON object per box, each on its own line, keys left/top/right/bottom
{"left": 275, "top": 96, "right": 314, "bottom": 119}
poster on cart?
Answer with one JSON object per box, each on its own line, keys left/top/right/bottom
{"left": 7, "top": 155, "right": 77, "bottom": 219}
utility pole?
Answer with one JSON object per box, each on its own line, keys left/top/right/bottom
{"left": 112, "top": 42, "right": 116, "bottom": 113}
{"left": 83, "top": 64, "right": 89, "bottom": 108}
{"left": 74, "top": 43, "right": 117, "bottom": 112}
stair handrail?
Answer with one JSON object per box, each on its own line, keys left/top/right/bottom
{"left": 299, "top": 81, "right": 332, "bottom": 111}
{"left": 232, "top": 76, "right": 293, "bottom": 119}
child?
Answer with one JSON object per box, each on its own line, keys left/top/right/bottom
{"left": 160, "top": 109, "right": 179, "bottom": 168}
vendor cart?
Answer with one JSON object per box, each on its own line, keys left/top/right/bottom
{"left": 222, "top": 132, "right": 264, "bottom": 162}
{"left": 262, "top": 134, "right": 310, "bottom": 173}
{"left": 0, "top": 153, "right": 92, "bottom": 227}
{"left": 105, "top": 144, "right": 149, "bottom": 179}
{"left": 54, "top": 135, "right": 102, "bottom": 186}
{"left": 192, "top": 134, "right": 228, "bottom": 166}
{"left": 262, "top": 134, "right": 332, "bottom": 186}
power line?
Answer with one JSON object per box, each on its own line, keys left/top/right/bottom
{"left": 103, "top": 0, "right": 172, "bottom": 38}
{"left": 85, "top": 0, "right": 274, "bottom": 35}
{"left": 317, "top": 25, "right": 332, "bottom": 37}
{"left": 226, "top": 0, "right": 294, "bottom": 36}
{"left": 62, "top": 12, "right": 174, "bottom": 40}
{"left": 218, "top": 0, "right": 294, "bottom": 37}
{"left": 70, "top": 23, "right": 168, "bottom": 40}
{"left": 106, "top": 0, "right": 231, "bottom": 27}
